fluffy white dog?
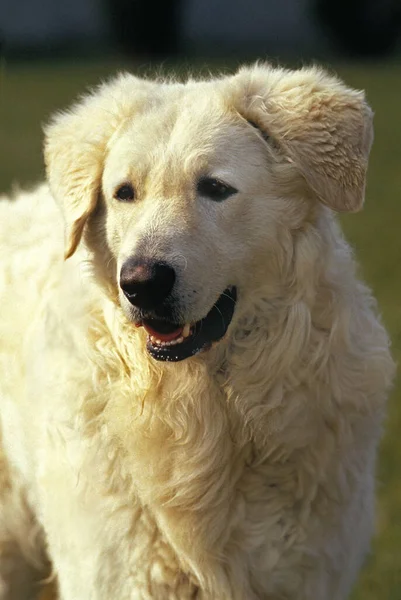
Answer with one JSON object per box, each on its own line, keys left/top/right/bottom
{"left": 0, "top": 64, "right": 395, "bottom": 600}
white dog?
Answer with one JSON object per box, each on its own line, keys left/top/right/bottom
{"left": 0, "top": 64, "right": 395, "bottom": 600}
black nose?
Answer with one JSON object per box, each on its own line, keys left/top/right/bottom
{"left": 120, "top": 259, "right": 176, "bottom": 309}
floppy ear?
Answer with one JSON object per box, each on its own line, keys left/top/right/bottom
{"left": 45, "top": 75, "right": 153, "bottom": 258}
{"left": 231, "top": 64, "right": 374, "bottom": 213}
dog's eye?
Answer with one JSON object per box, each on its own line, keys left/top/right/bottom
{"left": 114, "top": 183, "right": 135, "bottom": 202}
{"left": 197, "top": 178, "right": 237, "bottom": 202}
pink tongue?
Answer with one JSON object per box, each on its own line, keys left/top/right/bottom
{"left": 142, "top": 323, "right": 183, "bottom": 342}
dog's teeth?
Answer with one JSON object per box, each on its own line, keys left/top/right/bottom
{"left": 150, "top": 337, "right": 166, "bottom": 347}
{"left": 182, "top": 324, "right": 191, "bottom": 338}
{"left": 149, "top": 333, "right": 189, "bottom": 348}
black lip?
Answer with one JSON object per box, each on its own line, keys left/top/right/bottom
{"left": 146, "top": 286, "right": 237, "bottom": 362}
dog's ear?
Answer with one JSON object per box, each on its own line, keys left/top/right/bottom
{"left": 231, "top": 65, "right": 374, "bottom": 213}
{"left": 45, "top": 75, "right": 153, "bottom": 258}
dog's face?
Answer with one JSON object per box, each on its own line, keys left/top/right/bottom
{"left": 45, "top": 65, "right": 373, "bottom": 362}
{"left": 101, "top": 96, "right": 285, "bottom": 360}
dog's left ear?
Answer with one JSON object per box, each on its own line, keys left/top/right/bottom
{"left": 45, "top": 75, "right": 153, "bottom": 258}
{"left": 231, "top": 65, "right": 374, "bottom": 213}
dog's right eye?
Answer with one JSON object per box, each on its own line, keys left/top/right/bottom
{"left": 114, "top": 183, "right": 135, "bottom": 202}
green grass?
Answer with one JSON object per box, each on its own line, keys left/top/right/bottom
{"left": 1, "top": 57, "right": 400, "bottom": 599}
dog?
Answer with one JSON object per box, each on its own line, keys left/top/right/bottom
{"left": 0, "top": 63, "right": 395, "bottom": 599}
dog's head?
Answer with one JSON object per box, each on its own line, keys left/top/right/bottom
{"left": 45, "top": 64, "right": 373, "bottom": 362}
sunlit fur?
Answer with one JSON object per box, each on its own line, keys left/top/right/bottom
{"left": 0, "top": 64, "right": 395, "bottom": 600}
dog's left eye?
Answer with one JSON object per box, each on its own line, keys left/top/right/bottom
{"left": 197, "top": 178, "right": 237, "bottom": 202}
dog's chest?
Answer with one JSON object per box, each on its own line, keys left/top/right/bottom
{"left": 36, "top": 404, "right": 201, "bottom": 599}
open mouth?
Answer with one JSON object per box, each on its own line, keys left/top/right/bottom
{"left": 137, "top": 287, "right": 237, "bottom": 362}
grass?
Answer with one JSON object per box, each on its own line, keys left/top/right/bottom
{"left": 1, "top": 56, "right": 400, "bottom": 599}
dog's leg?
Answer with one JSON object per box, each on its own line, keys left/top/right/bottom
{"left": 0, "top": 444, "right": 48, "bottom": 600}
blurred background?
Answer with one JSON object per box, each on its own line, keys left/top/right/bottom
{"left": 0, "top": 1, "right": 400, "bottom": 598}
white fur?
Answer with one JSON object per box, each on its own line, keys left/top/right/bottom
{"left": 0, "top": 64, "right": 395, "bottom": 600}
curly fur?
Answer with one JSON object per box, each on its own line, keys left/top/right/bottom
{"left": 0, "top": 64, "right": 395, "bottom": 600}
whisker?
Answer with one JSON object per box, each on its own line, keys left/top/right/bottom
{"left": 192, "top": 320, "right": 203, "bottom": 342}
{"left": 221, "top": 291, "right": 236, "bottom": 304}
{"left": 214, "top": 304, "right": 226, "bottom": 329}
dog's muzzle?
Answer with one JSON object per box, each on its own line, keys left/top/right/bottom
{"left": 119, "top": 259, "right": 237, "bottom": 362}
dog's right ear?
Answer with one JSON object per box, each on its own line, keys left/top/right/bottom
{"left": 45, "top": 75, "right": 153, "bottom": 259}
